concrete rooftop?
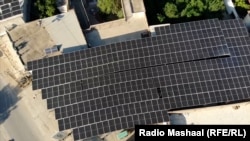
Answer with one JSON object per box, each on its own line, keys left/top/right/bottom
{"left": 85, "top": 13, "right": 149, "bottom": 47}
{"left": 130, "top": 0, "right": 145, "bottom": 13}
{"left": 41, "top": 9, "right": 87, "bottom": 53}
{"left": 6, "top": 9, "right": 88, "bottom": 65}
{"left": 7, "top": 20, "right": 56, "bottom": 64}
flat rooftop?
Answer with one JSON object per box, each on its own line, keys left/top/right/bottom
{"left": 84, "top": 13, "right": 149, "bottom": 47}
{"left": 8, "top": 20, "right": 56, "bottom": 64}
{"left": 130, "top": 0, "right": 145, "bottom": 13}
{"left": 7, "top": 10, "right": 88, "bottom": 65}
{"left": 41, "top": 10, "right": 88, "bottom": 53}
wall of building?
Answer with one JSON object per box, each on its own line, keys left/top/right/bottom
{"left": 224, "top": 0, "right": 239, "bottom": 18}
{"left": 243, "top": 12, "right": 250, "bottom": 31}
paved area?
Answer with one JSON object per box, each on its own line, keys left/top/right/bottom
{"left": 0, "top": 38, "right": 44, "bottom": 141}
{"left": 0, "top": 74, "right": 18, "bottom": 141}
{"left": 0, "top": 18, "right": 73, "bottom": 141}
{"left": 1, "top": 89, "right": 43, "bottom": 141}
{"left": 0, "top": 52, "right": 74, "bottom": 141}
{"left": 0, "top": 76, "right": 63, "bottom": 141}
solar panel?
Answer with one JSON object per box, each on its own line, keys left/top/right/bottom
{"left": 27, "top": 19, "right": 250, "bottom": 141}
{"left": 44, "top": 45, "right": 59, "bottom": 55}
{"left": 220, "top": 19, "right": 249, "bottom": 38}
{"left": 0, "top": 0, "right": 22, "bottom": 21}
{"left": 72, "top": 110, "right": 169, "bottom": 140}
{"left": 57, "top": 100, "right": 168, "bottom": 130}
{"left": 51, "top": 37, "right": 249, "bottom": 119}
{"left": 29, "top": 19, "right": 230, "bottom": 90}
{"left": 29, "top": 19, "right": 225, "bottom": 70}
{"left": 155, "top": 19, "right": 219, "bottom": 35}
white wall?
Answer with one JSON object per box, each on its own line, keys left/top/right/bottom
{"left": 224, "top": 0, "right": 239, "bottom": 18}
{"left": 244, "top": 12, "right": 250, "bottom": 30}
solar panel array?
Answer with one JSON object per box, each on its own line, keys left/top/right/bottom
{"left": 0, "top": 0, "right": 22, "bottom": 21}
{"left": 27, "top": 19, "right": 250, "bottom": 141}
{"left": 28, "top": 19, "right": 230, "bottom": 90}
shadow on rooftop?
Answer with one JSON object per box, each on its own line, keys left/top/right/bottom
{"left": 0, "top": 84, "right": 22, "bottom": 125}
{"left": 52, "top": 14, "right": 65, "bottom": 22}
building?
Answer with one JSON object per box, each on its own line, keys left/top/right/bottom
{"left": 7, "top": 9, "right": 87, "bottom": 67}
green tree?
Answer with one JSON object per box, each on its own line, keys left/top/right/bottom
{"left": 163, "top": 0, "right": 225, "bottom": 19}
{"left": 206, "top": 0, "right": 225, "bottom": 12}
{"left": 97, "top": 0, "right": 124, "bottom": 18}
{"left": 163, "top": 2, "right": 179, "bottom": 18}
{"left": 157, "top": 13, "right": 166, "bottom": 22}
{"left": 181, "top": 0, "right": 205, "bottom": 17}
{"left": 34, "top": 0, "right": 57, "bottom": 18}
{"left": 234, "top": 0, "right": 250, "bottom": 9}
{"left": 233, "top": 0, "right": 250, "bottom": 18}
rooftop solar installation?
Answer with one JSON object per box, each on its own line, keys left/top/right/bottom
{"left": 28, "top": 19, "right": 230, "bottom": 90}
{"left": 27, "top": 18, "right": 250, "bottom": 140}
{"left": 0, "top": 0, "right": 22, "bottom": 21}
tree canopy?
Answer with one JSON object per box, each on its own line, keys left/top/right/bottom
{"left": 234, "top": 0, "right": 250, "bottom": 9}
{"left": 34, "top": 0, "right": 57, "bottom": 18}
{"left": 233, "top": 0, "right": 250, "bottom": 18}
{"left": 164, "top": 3, "right": 179, "bottom": 18}
{"left": 161, "top": 0, "right": 225, "bottom": 21}
{"left": 97, "top": 0, "right": 124, "bottom": 18}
